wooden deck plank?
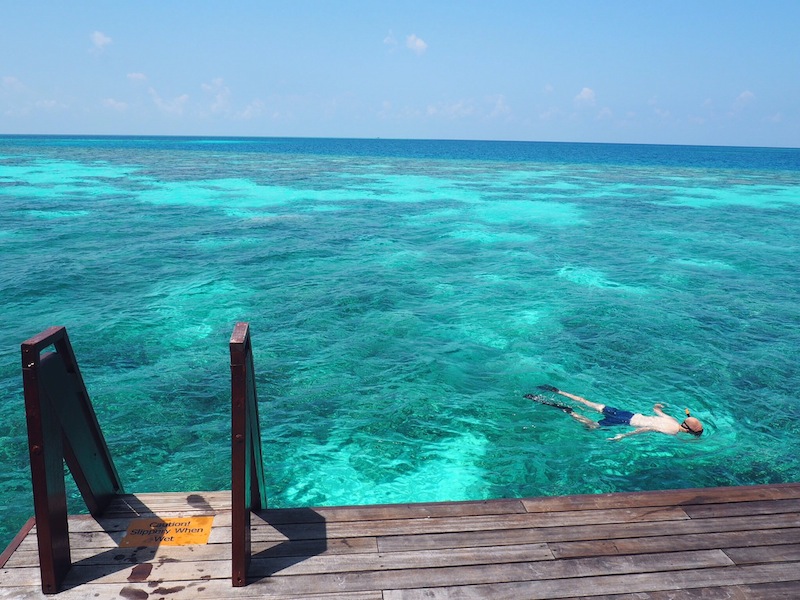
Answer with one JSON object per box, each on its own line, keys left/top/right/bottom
{"left": 4, "top": 537, "right": 378, "bottom": 569}
{"left": 246, "top": 505, "right": 690, "bottom": 543}
{"left": 0, "top": 518, "right": 34, "bottom": 569}
{"left": 550, "top": 527, "right": 800, "bottom": 559}
{"left": 724, "top": 543, "right": 800, "bottom": 565}
{"left": 376, "top": 510, "right": 800, "bottom": 552}
{"left": 520, "top": 483, "right": 800, "bottom": 513}
{"left": 263, "top": 499, "right": 529, "bottom": 523}
{"left": 382, "top": 563, "right": 800, "bottom": 600}
{"left": 0, "top": 582, "right": 386, "bottom": 600}
{"left": 103, "top": 490, "right": 232, "bottom": 513}
{"left": 3, "top": 484, "right": 800, "bottom": 599}
{"left": 249, "top": 542, "right": 554, "bottom": 577}
{"left": 580, "top": 580, "right": 800, "bottom": 600}
{"left": 682, "top": 497, "right": 800, "bottom": 518}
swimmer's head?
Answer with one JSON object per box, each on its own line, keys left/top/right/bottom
{"left": 681, "top": 409, "right": 704, "bottom": 436}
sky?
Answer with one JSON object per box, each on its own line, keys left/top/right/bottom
{"left": 1, "top": 1, "right": 799, "bottom": 147}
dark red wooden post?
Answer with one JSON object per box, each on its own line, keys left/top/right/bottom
{"left": 22, "top": 328, "right": 71, "bottom": 594}
{"left": 230, "top": 322, "right": 268, "bottom": 586}
{"left": 21, "top": 326, "right": 124, "bottom": 594}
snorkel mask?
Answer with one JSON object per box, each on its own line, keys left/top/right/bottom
{"left": 681, "top": 408, "right": 703, "bottom": 436}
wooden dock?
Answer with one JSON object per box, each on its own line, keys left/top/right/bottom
{"left": 3, "top": 483, "right": 800, "bottom": 599}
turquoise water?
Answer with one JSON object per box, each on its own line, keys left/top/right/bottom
{"left": 1, "top": 136, "right": 799, "bottom": 549}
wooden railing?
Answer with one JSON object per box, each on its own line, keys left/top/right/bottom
{"left": 22, "top": 323, "right": 269, "bottom": 591}
{"left": 230, "top": 322, "right": 268, "bottom": 586}
{"left": 21, "top": 326, "right": 124, "bottom": 594}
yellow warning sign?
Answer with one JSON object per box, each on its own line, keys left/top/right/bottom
{"left": 119, "top": 516, "right": 214, "bottom": 547}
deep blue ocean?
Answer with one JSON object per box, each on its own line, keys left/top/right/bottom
{"left": 1, "top": 136, "right": 799, "bottom": 550}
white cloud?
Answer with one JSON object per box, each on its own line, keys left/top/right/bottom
{"left": 654, "top": 107, "right": 671, "bottom": 119}
{"left": 733, "top": 90, "right": 755, "bottom": 110}
{"left": 726, "top": 90, "right": 755, "bottom": 118}
{"left": 384, "top": 31, "right": 397, "bottom": 47}
{"left": 539, "top": 107, "right": 563, "bottom": 121}
{"left": 35, "top": 99, "right": 66, "bottom": 111}
{"left": 102, "top": 98, "right": 128, "bottom": 111}
{"left": 201, "top": 77, "right": 231, "bottom": 113}
{"left": 148, "top": 87, "right": 189, "bottom": 115}
{"left": 406, "top": 34, "right": 428, "bottom": 55}
{"left": 647, "top": 96, "right": 670, "bottom": 119}
{"left": 4, "top": 106, "right": 30, "bottom": 117}
{"left": 378, "top": 101, "right": 423, "bottom": 120}
{"left": 427, "top": 100, "right": 474, "bottom": 119}
{"left": 127, "top": 72, "right": 147, "bottom": 82}
{"left": 597, "top": 106, "right": 613, "bottom": 120}
{"left": 2, "top": 76, "right": 26, "bottom": 92}
{"left": 544, "top": 83, "right": 554, "bottom": 94}
{"left": 237, "top": 100, "right": 265, "bottom": 120}
{"left": 90, "top": 31, "right": 112, "bottom": 51}
{"left": 574, "top": 87, "right": 596, "bottom": 107}
{"left": 488, "top": 95, "right": 511, "bottom": 118}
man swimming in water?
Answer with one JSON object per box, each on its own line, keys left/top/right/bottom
{"left": 530, "top": 385, "right": 704, "bottom": 440}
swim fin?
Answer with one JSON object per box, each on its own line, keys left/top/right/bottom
{"left": 537, "top": 384, "right": 560, "bottom": 393}
{"left": 524, "top": 393, "right": 573, "bottom": 414}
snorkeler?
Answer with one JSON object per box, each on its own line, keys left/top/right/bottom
{"left": 527, "top": 384, "right": 704, "bottom": 440}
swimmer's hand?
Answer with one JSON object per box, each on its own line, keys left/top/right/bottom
{"left": 537, "top": 384, "right": 560, "bottom": 393}
{"left": 609, "top": 434, "right": 625, "bottom": 441}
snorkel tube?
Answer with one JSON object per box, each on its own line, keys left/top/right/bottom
{"left": 682, "top": 408, "right": 703, "bottom": 436}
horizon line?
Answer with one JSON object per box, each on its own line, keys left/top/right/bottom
{"left": 1, "top": 133, "right": 798, "bottom": 151}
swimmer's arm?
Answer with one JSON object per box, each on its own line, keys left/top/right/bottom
{"left": 653, "top": 403, "right": 667, "bottom": 417}
{"left": 609, "top": 428, "right": 652, "bottom": 441}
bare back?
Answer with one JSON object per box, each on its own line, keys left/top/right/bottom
{"left": 630, "top": 412, "right": 682, "bottom": 435}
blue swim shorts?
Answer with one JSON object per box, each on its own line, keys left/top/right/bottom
{"left": 598, "top": 406, "right": 635, "bottom": 427}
